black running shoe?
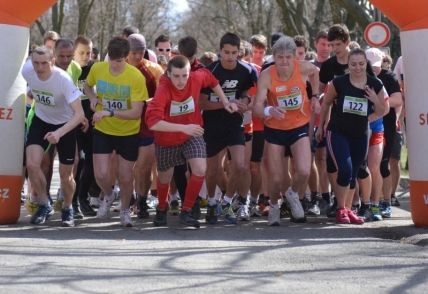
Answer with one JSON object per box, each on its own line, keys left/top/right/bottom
{"left": 80, "top": 200, "right": 97, "bottom": 217}
{"left": 137, "top": 195, "right": 149, "bottom": 219}
{"left": 391, "top": 195, "right": 401, "bottom": 206}
{"left": 205, "top": 203, "right": 218, "bottom": 224}
{"left": 73, "top": 203, "right": 84, "bottom": 220}
{"left": 280, "top": 203, "right": 291, "bottom": 219}
{"left": 153, "top": 207, "right": 168, "bottom": 226}
{"left": 180, "top": 210, "right": 200, "bottom": 228}
{"left": 358, "top": 203, "right": 373, "bottom": 222}
{"left": 191, "top": 197, "right": 201, "bottom": 220}
{"left": 290, "top": 214, "right": 307, "bottom": 223}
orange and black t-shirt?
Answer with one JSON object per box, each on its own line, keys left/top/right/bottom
{"left": 264, "top": 60, "right": 310, "bottom": 131}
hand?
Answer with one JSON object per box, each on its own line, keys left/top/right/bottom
{"left": 364, "top": 86, "right": 379, "bottom": 103}
{"left": 44, "top": 130, "right": 62, "bottom": 144}
{"left": 229, "top": 99, "right": 247, "bottom": 113}
{"left": 311, "top": 98, "right": 321, "bottom": 114}
{"left": 223, "top": 102, "right": 239, "bottom": 113}
{"left": 92, "top": 110, "right": 110, "bottom": 125}
{"left": 315, "top": 127, "right": 324, "bottom": 143}
{"left": 182, "top": 124, "right": 204, "bottom": 136}
{"left": 269, "top": 106, "right": 286, "bottom": 120}
{"left": 81, "top": 117, "right": 89, "bottom": 133}
{"left": 90, "top": 97, "right": 103, "bottom": 111}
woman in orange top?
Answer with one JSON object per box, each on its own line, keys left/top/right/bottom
{"left": 253, "top": 36, "right": 320, "bottom": 226}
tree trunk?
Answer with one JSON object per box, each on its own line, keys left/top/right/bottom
{"left": 78, "top": 0, "right": 96, "bottom": 35}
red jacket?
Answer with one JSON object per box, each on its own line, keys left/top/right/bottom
{"left": 146, "top": 68, "right": 219, "bottom": 146}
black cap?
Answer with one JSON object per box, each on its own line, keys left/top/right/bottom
{"left": 271, "top": 32, "right": 285, "bottom": 47}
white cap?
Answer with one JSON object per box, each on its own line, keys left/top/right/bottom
{"left": 365, "top": 47, "right": 383, "bottom": 67}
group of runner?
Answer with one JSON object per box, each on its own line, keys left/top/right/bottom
{"left": 22, "top": 23, "right": 404, "bottom": 228}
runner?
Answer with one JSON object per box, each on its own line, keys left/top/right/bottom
{"left": 126, "top": 34, "right": 164, "bottom": 219}
{"left": 253, "top": 36, "right": 321, "bottom": 226}
{"left": 145, "top": 55, "right": 237, "bottom": 227}
{"left": 23, "top": 46, "right": 84, "bottom": 226}
{"left": 154, "top": 34, "right": 172, "bottom": 60}
{"left": 316, "top": 48, "right": 386, "bottom": 224}
{"left": 199, "top": 32, "right": 254, "bottom": 224}
{"left": 249, "top": 34, "right": 267, "bottom": 67}
{"left": 84, "top": 37, "right": 148, "bottom": 227}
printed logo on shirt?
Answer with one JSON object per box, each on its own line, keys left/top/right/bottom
{"left": 222, "top": 80, "right": 238, "bottom": 88}
{"left": 275, "top": 85, "right": 287, "bottom": 92}
{"left": 290, "top": 87, "right": 300, "bottom": 93}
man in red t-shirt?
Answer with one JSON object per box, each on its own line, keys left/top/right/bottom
{"left": 145, "top": 55, "right": 237, "bottom": 228}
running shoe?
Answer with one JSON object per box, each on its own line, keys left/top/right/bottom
{"left": 179, "top": 210, "right": 200, "bottom": 228}
{"left": 30, "top": 202, "right": 54, "bottom": 225}
{"left": 97, "top": 191, "right": 117, "bottom": 219}
{"left": 169, "top": 200, "right": 180, "bottom": 215}
{"left": 307, "top": 199, "right": 321, "bottom": 215}
{"left": 285, "top": 188, "right": 305, "bottom": 219}
{"left": 381, "top": 201, "right": 392, "bottom": 218}
{"left": 199, "top": 198, "right": 208, "bottom": 208}
{"left": 205, "top": 203, "right": 218, "bottom": 224}
{"left": 136, "top": 195, "right": 149, "bottom": 219}
{"left": 90, "top": 196, "right": 103, "bottom": 208}
{"left": 25, "top": 196, "right": 39, "bottom": 216}
{"left": 217, "top": 201, "right": 237, "bottom": 224}
{"left": 73, "top": 203, "right": 84, "bottom": 220}
{"left": 147, "top": 195, "right": 159, "bottom": 209}
{"left": 249, "top": 202, "right": 262, "bottom": 217}
{"left": 153, "top": 207, "right": 168, "bottom": 227}
{"left": 237, "top": 204, "right": 251, "bottom": 221}
{"left": 371, "top": 205, "right": 383, "bottom": 221}
{"left": 61, "top": 206, "right": 75, "bottom": 227}
{"left": 319, "top": 200, "right": 331, "bottom": 215}
{"left": 346, "top": 208, "right": 364, "bottom": 224}
{"left": 358, "top": 203, "right": 374, "bottom": 222}
{"left": 53, "top": 199, "right": 64, "bottom": 214}
{"left": 120, "top": 209, "right": 134, "bottom": 227}
{"left": 268, "top": 206, "right": 280, "bottom": 226}
{"left": 80, "top": 200, "right": 97, "bottom": 217}
{"left": 391, "top": 195, "right": 401, "bottom": 206}
{"left": 336, "top": 208, "right": 350, "bottom": 224}
{"left": 279, "top": 202, "right": 291, "bottom": 218}
{"left": 192, "top": 197, "right": 201, "bottom": 220}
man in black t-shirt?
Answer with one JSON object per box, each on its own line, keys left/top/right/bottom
{"left": 199, "top": 33, "right": 254, "bottom": 225}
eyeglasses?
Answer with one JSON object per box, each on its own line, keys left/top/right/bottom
{"left": 157, "top": 48, "right": 171, "bottom": 52}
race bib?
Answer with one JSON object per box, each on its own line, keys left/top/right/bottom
{"left": 102, "top": 96, "right": 128, "bottom": 111}
{"left": 277, "top": 92, "right": 302, "bottom": 110}
{"left": 77, "top": 80, "right": 88, "bottom": 100}
{"left": 343, "top": 96, "right": 368, "bottom": 116}
{"left": 170, "top": 97, "right": 195, "bottom": 116}
{"left": 210, "top": 91, "right": 235, "bottom": 102}
{"left": 32, "top": 89, "right": 55, "bottom": 107}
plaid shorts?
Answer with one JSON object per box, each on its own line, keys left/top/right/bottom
{"left": 155, "top": 135, "right": 206, "bottom": 172}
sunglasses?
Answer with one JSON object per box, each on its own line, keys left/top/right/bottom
{"left": 383, "top": 58, "right": 389, "bottom": 63}
{"left": 157, "top": 48, "right": 171, "bottom": 52}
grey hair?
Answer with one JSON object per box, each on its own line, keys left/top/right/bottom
{"left": 272, "top": 36, "right": 296, "bottom": 56}
{"left": 32, "top": 46, "right": 54, "bottom": 60}
{"left": 54, "top": 38, "right": 75, "bottom": 52}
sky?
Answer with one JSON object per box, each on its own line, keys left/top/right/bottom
{"left": 171, "top": 0, "right": 189, "bottom": 12}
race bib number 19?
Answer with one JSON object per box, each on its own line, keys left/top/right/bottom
{"left": 102, "top": 96, "right": 128, "bottom": 111}
{"left": 32, "top": 89, "right": 55, "bottom": 107}
{"left": 277, "top": 92, "right": 302, "bottom": 110}
{"left": 343, "top": 96, "right": 368, "bottom": 116}
{"left": 170, "top": 97, "right": 195, "bottom": 116}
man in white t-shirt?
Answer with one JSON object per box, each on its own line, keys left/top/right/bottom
{"left": 22, "top": 46, "right": 84, "bottom": 227}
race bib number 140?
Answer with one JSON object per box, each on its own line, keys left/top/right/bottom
{"left": 102, "top": 96, "right": 128, "bottom": 111}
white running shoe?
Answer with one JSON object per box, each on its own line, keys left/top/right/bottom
{"left": 285, "top": 188, "right": 305, "bottom": 219}
{"left": 147, "top": 195, "right": 159, "bottom": 209}
{"left": 120, "top": 209, "right": 134, "bottom": 227}
{"left": 268, "top": 206, "right": 280, "bottom": 226}
{"left": 97, "top": 191, "right": 117, "bottom": 219}
{"left": 90, "top": 196, "right": 103, "bottom": 208}
{"left": 237, "top": 204, "right": 251, "bottom": 221}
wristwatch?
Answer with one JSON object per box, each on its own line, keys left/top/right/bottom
{"left": 109, "top": 109, "right": 114, "bottom": 117}
{"left": 312, "top": 94, "right": 321, "bottom": 99}
{"left": 242, "top": 95, "right": 252, "bottom": 104}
